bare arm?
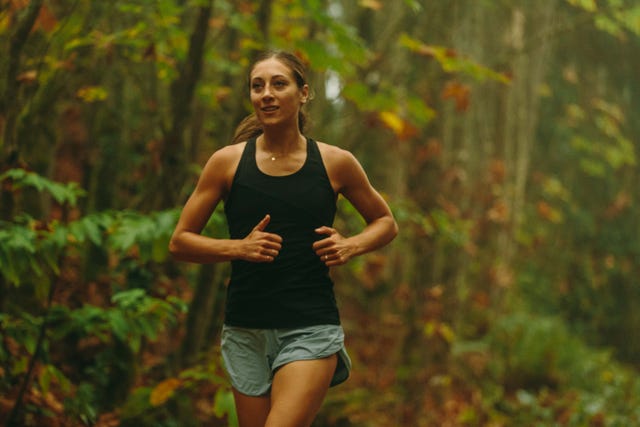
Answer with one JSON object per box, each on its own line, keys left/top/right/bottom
{"left": 313, "top": 147, "right": 398, "bottom": 266}
{"left": 169, "top": 145, "right": 282, "bottom": 264}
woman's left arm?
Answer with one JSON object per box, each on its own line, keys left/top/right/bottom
{"left": 313, "top": 149, "right": 398, "bottom": 266}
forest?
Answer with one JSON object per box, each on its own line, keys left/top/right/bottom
{"left": 1, "top": 0, "right": 639, "bottom": 426}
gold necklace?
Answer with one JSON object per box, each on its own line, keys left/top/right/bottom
{"left": 262, "top": 137, "right": 303, "bottom": 161}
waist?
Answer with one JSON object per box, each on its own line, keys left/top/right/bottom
{"left": 225, "top": 274, "right": 339, "bottom": 328}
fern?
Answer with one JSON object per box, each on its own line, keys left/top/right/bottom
{"left": 0, "top": 168, "right": 86, "bottom": 206}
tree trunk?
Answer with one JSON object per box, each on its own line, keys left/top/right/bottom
{"left": 1, "top": 0, "right": 44, "bottom": 221}
{"left": 156, "top": 1, "right": 213, "bottom": 209}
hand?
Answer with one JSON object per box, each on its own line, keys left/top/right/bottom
{"left": 312, "top": 226, "right": 354, "bottom": 267}
{"left": 241, "top": 215, "right": 282, "bottom": 262}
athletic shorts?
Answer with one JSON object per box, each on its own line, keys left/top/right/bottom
{"left": 220, "top": 324, "right": 352, "bottom": 396}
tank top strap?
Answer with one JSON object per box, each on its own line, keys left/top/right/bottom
{"left": 305, "top": 138, "right": 331, "bottom": 182}
{"left": 236, "top": 138, "right": 257, "bottom": 176}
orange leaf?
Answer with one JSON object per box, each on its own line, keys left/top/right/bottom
{"left": 487, "top": 199, "right": 509, "bottom": 223}
{"left": 150, "top": 378, "right": 182, "bottom": 407}
{"left": 488, "top": 159, "right": 506, "bottom": 183}
{"left": 536, "top": 201, "right": 563, "bottom": 223}
{"left": 209, "top": 17, "right": 226, "bottom": 30}
{"left": 604, "top": 191, "right": 631, "bottom": 219}
{"left": 378, "top": 111, "right": 417, "bottom": 140}
{"left": 442, "top": 81, "right": 470, "bottom": 112}
{"left": 36, "top": 4, "right": 58, "bottom": 32}
{"left": 17, "top": 70, "right": 38, "bottom": 84}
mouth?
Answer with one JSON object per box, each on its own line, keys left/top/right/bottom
{"left": 261, "top": 106, "right": 279, "bottom": 112}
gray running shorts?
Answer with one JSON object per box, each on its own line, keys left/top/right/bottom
{"left": 220, "top": 324, "right": 352, "bottom": 396}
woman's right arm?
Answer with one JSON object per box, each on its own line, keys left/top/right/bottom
{"left": 169, "top": 146, "right": 282, "bottom": 264}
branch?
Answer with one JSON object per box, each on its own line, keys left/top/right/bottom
{"left": 5, "top": 277, "right": 57, "bottom": 427}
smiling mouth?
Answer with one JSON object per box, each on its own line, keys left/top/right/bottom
{"left": 261, "top": 106, "right": 279, "bottom": 112}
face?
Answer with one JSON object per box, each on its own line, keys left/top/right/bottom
{"left": 249, "top": 57, "right": 308, "bottom": 128}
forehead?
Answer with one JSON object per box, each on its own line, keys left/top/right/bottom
{"left": 250, "top": 58, "right": 294, "bottom": 80}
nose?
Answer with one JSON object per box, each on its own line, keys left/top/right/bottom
{"left": 261, "top": 84, "right": 274, "bottom": 100}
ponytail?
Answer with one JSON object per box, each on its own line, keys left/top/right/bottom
{"left": 232, "top": 113, "right": 263, "bottom": 144}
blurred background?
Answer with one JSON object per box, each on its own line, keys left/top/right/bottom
{"left": 1, "top": 0, "right": 639, "bottom": 426}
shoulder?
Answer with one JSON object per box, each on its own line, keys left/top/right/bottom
{"left": 316, "top": 141, "right": 359, "bottom": 168}
{"left": 198, "top": 142, "right": 247, "bottom": 192}
{"left": 211, "top": 141, "right": 246, "bottom": 163}
{"left": 203, "top": 142, "right": 246, "bottom": 171}
{"left": 316, "top": 141, "right": 368, "bottom": 193}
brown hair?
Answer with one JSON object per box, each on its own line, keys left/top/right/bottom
{"left": 232, "top": 50, "right": 310, "bottom": 143}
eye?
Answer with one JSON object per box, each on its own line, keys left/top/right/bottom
{"left": 273, "top": 80, "right": 287, "bottom": 88}
{"left": 251, "top": 81, "right": 264, "bottom": 91}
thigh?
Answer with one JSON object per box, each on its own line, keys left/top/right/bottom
{"left": 265, "top": 355, "right": 338, "bottom": 427}
{"left": 233, "top": 388, "right": 270, "bottom": 427}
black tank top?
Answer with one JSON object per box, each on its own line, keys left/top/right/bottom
{"left": 223, "top": 137, "right": 340, "bottom": 328}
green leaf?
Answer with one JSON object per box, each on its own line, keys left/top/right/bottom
{"left": 213, "top": 389, "right": 239, "bottom": 427}
{"left": 108, "top": 311, "right": 129, "bottom": 341}
{"left": 112, "top": 288, "right": 147, "bottom": 309}
{"left": 0, "top": 169, "right": 86, "bottom": 206}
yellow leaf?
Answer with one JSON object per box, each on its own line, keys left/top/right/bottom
{"left": 150, "top": 378, "right": 181, "bottom": 407}
{"left": 424, "top": 321, "right": 437, "bottom": 337}
{"left": 359, "top": 0, "right": 383, "bottom": 10}
{"left": 438, "top": 323, "right": 456, "bottom": 343}
{"left": 379, "top": 111, "right": 403, "bottom": 134}
{"left": 567, "top": 0, "right": 597, "bottom": 12}
{"left": 76, "top": 86, "right": 108, "bottom": 103}
{"left": 378, "top": 111, "right": 418, "bottom": 140}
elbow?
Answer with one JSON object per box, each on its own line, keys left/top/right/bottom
{"left": 392, "top": 219, "right": 399, "bottom": 239}
{"left": 389, "top": 217, "right": 399, "bottom": 241}
{"left": 168, "top": 234, "right": 184, "bottom": 261}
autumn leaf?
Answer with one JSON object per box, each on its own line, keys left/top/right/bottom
{"left": 94, "top": 412, "right": 121, "bottom": 427}
{"left": 76, "top": 86, "right": 108, "bottom": 103}
{"left": 536, "top": 201, "right": 563, "bottom": 223}
{"left": 487, "top": 199, "right": 509, "bottom": 223}
{"left": 17, "top": 70, "right": 38, "bottom": 84}
{"left": 604, "top": 191, "right": 631, "bottom": 219}
{"left": 150, "top": 378, "right": 182, "bottom": 406}
{"left": 489, "top": 263, "right": 514, "bottom": 289}
{"left": 379, "top": 111, "right": 403, "bottom": 134}
{"left": 414, "top": 139, "right": 442, "bottom": 165}
{"left": 209, "top": 16, "right": 227, "bottom": 30}
{"left": 359, "top": 0, "right": 383, "bottom": 10}
{"left": 215, "top": 86, "right": 233, "bottom": 103}
{"left": 442, "top": 80, "right": 470, "bottom": 112}
{"left": 424, "top": 321, "right": 456, "bottom": 343}
{"left": 438, "top": 323, "right": 456, "bottom": 343}
{"left": 489, "top": 159, "right": 506, "bottom": 183}
{"left": 36, "top": 4, "right": 58, "bottom": 32}
{"left": 378, "top": 111, "right": 418, "bottom": 140}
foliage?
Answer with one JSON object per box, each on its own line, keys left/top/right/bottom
{"left": 1, "top": 0, "right": 639, "bottom": 426}
{"left": 474, "top": 311, "right": 640, "bottom": 426}
{"left": 0, "top": 169, "right": 224, "bottom": 425}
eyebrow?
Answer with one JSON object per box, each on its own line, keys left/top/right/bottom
{"left": 251, "top": 74, "right": 289, "bottom": 81}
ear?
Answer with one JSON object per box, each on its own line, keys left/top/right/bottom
{"left": 300, "top": 84, "right": 309, "bottom": 103}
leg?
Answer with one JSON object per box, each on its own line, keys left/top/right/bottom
{"left": 232, "top": 388, "right": 270, "bottom": 427}
{"left": 265, "top": 354, "right": 338, "bottom": 427}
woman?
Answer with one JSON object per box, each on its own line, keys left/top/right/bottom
{"left": 169, "top": 50, "right": 398, "bottom": 427}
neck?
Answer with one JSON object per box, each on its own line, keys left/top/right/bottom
{"left": 259, "top": 126, "right": 305, "bottom": 155}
